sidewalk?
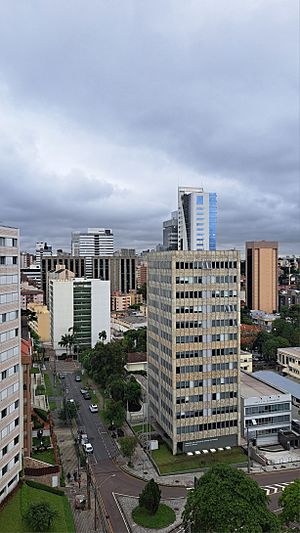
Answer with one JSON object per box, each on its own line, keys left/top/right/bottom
{"left": 56, "top": 424, "right": 97, "bottom": 532}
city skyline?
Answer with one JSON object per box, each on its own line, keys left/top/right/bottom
{"left": 0, "top": 1, "right": 299, "bottom": 255}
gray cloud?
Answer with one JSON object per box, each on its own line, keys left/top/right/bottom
{"left": 0, "top": 0, "right": 299, "bottom": 254}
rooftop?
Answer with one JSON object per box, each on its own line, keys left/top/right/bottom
{"left": 253, "top": 371, "right": 300, "bottom": 401}
{"left": 277, "top": 346, "right": 300, "bottom": 357}
{"left": 241, "top": 371, "right": 284, "bottom": 399}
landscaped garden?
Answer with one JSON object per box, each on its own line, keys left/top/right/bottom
{"left": 32, "top": 448, "right": 56, "bottom": 465}
{"left": 151, "top": 443, "right": 247, "bottom": 474}
{"left": 132, "top": 503, "right": 176, "bottom": 529}
{"left": 0, "top": 482, "right": 74, "bottom": 533}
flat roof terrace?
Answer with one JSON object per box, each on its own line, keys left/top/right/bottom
{"left": 241, "top": 371, "right": 285, "bottom": 399}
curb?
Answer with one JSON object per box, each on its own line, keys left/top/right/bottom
{"left": 117, "top": 462, "right": 187, "bottom": 488}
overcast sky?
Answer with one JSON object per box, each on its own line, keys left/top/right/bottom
{"left": 0, "top": 0, "right": 299, "bottom": 255}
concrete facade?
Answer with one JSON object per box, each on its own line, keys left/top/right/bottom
{"left": 0, "top": 226, "right": 22, "bottom": 503}
{"left": 49, "top": 276, "right": 110, "bottom": 351}
{"left": 28, "top": 303, "right": 50, "bottom": 342}
{"left": 246, "top": 241, "right": 278, "bottom": 314}
{"left": 277, "top": 347, "right": 300, "bottom": 380}
{"left": 148, "top": 250, "right": 240, "bottom": 455}
{"left": 241, "top": 372, "right": 291, "bottom": 446}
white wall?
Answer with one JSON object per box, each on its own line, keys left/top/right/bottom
{"left": 91, "top": 280, "right": 111, "bottom": 346}
{"left": 52, "top": 281, "right": 73, "bottom": 350}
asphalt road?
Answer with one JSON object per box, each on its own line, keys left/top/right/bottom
{"left": 62, "top": 369, "right": 300, "bottom": 532}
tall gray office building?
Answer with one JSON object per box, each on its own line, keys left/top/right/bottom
{"left": 148, "top": 250, "right": 240, "bottom": 454}
{"left": 178, "top": 187, "right": 217, "bottom": 251}
{"left": 71, "top": 228, "right": 114, "bottom": 277}
{"left": 163, "top": 211, "right": 178, "bottom": 251}
{"left": 0, "top": 226, "right": 22, "bottom": 503}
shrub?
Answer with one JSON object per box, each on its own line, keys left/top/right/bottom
{"left": 25, "top": 480, "right": 64, "bottom": 496}
{"left": 139, "top": 479, "right": 161, "bottom": 515}
{"left": 34, "top": 408, "right": 49, "bottom": 422}
{"left": 24, "top": 501, "right": 57, "bottom": 531}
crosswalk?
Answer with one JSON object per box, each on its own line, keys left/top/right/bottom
{"left": 261, "top": 481, "right": 294, "bottom": 496}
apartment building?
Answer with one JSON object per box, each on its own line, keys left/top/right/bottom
{"left": 0, "top": 226, "right": 22, "bottom": 503}
{"left": 49, "top": 274, "right": 110, "bottom": 352}
{"left": 246, "top": 241, "right": 278, "bottom": 314}
{"left": 148, "top": 250, "right": 240, "bottom": 454}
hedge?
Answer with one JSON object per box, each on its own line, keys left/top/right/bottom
{"left": 34, "top": 408, "right": 49, "bottom": 422}
{"left": 25, "top": 479, "right": 64, "bottom": 496}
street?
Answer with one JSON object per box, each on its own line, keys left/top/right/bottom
{"left": 59, "top": 367, "right": 299, "bottom": 532}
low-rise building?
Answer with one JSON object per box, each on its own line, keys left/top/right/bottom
{"left": 279, "top": 289, "right": 300, "bottom": 310}
{"left": 253, "top": 370, "right": 300, "bottom": 408}
{"left": 125, "top": 352, "right": 147, "bottom": 373}
{"left": 111, "top": 292, "right": 131, "bottom": 311}
{"left": 250, "top": 310, "right": 280, "bottom": 332}
{"left": 241, "top": 372, "right": 292, "bottom": 446}
{"left": 240, "top": 350, "right": 253, "bottom": 373}
{"left": 21, "top": 281, "right": 44, "bottom": 310}
{"left": 27, "top": 303, "right": 50, "bottom": 342}
{"left": 277, "top": 347, "right": 300, "bottom": 381}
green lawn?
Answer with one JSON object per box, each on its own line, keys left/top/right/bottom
{"left": 132, "top": 423, "right": 154, "bottom": 434}
{"left": 0, "top": 483, "right": 74, "bottom": 533}
{"left": 132, "top": 504, "right": 176, "bottom": 529}
{"left": 44, "top": 373, "right": 53, "bottom": 396}
{"left": 32, "top": 448, "right": 56, "bottom": 465}
{"left": 151, "top": 443, "right": 247, "bottom": 474}
{"left": 32, "top": 436, "right": 51, "bottom": 448}
{"left": 49, "top": 399, "right": 57, "bottom": 411}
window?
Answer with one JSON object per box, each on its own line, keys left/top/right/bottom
{"left": 1, "top": 408, "right": 7, "bottom": 419}
{"left": 14, "top": 436, "right": 19, "bottom": 446}
{"left": 2, "top": 445, "right": 8, "bottom": 457}
{"left": 196, "top": 196, "right": 204, "bottom": 204}
{"left": 2, "top": 464, "right": 8, "bottom": 476}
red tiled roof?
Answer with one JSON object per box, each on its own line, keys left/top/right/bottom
{"left": 127, "top": 352, "right": 147, "bottom": 363}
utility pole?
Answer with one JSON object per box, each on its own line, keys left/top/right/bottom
{"left": 94, "top": 484, "right": 97, "bottom": 531}
{"left": 86, "top": 456, "right": 91, "bottom": 510}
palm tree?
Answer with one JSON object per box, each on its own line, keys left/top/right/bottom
{"left": 58, "top": 334, "right": 72, "bottom": 357}
{"left": 98, "top": 330, "right": 107, "bottom": 342}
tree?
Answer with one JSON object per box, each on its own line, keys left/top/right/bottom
{"left": 119, "top": 436, "right": 138, "bottom": 466}
{"left": 125, "top": 377, "right": 142, "bottom": 410}
{"left": 108, "top": 377, "right": 126, "bottom": 403}
{"left": 262, "top": 336, "right": 290, "bottom": 362}
{"left": 59, "top": 399, "right": 79, "bottom": 422}
{"left": 24, "top": 502, "right": 57, "bottom": 532}
{"left": 139, "top": 479, "right": 161, "bottom": 515}
{"left": 98, "top": 330, "right": 107, "bottom": 342}
{"left": 279, "top": 479, "right": 300, "bottom": 526}
{"left": 105, "top": 399, "right": 125, "bottom": 428}
{"left": 182, "top": 464, "right": 281, "bottom": 533}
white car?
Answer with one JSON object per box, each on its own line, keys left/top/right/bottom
{"left": 89, "top": 404, "right": 98, "bottom": 413}
{"left": 80, "top": 388, "right": 88, "bottom": 395}
{"left": 84, "top": 442, "right": 93, "bottom": 454}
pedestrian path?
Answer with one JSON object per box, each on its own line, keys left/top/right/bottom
{"left": 261, "top": 481, "right": 294, "bottom": 496}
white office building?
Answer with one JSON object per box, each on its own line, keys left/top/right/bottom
{"left": 35, "top": 242, "right": 52, "bottom": 267}
{"left": 49, "top": 274, "right": 110, "bottom": 352}
{"left": 178, "top": 187, "right": 217, "bottom": 251}
{"left": 71, "top": 228, "right": 114, "bottom": 277}
{"left": 0, "top": 226, "right": 22, "bottom": 503}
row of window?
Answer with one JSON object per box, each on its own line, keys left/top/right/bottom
{"left": 0, "top": 328, "right": 18, "bottom": 343}
{"left": 0, "top": 310, "right": 18, "bottom": 324}
{"left": 1, "top": 400, "right": 19, "bottom": 420}
{"left": 0, "top": 275, "right": 18, "bottom": 285}
{"left": 176, "top": 275, "right": 237, "bottom": 285}
{"left": 175, "top": 304, "right": 237, "bottom": 313}
{"left": 0, "top": 417, "right": 19, "bottom": 440}
{"left": 1, "top": 364, "right": 19, "bottom": 382}
{"left": 177, "top": 419, "right": 238, "bottom": 434}
{"left": 176, "top": 290, "right": 237, "bottom": 299}
{"left": 0, "top": 256, "right": 18, "bottom": 266}
{"left": 0, "top": 237, "right": 18, "bottom": 247}
{"left": 176, "top": 333, "right": 237, "bottom": 343}
{"left": 176, "top": 362, "right": 238, "bottom": 374}
{"left": 0, "top": 346, "right": 19, "bottom": 363}
{"left": 1, "top": 454, "right": 20, "bottom": 479}
{"left": 176, "top": 405, "right": 238, "bottom": 419}
{"left": 0, "top": 292, "right": 18, "bottom": 304}
{"left": 175, "top": 261, "right": 237, "bottom": 270}
{"left": 246, "top": 415, "right": 290, "bottom": 427}
{"left": 1, "top": 435, "right": 19, "bottom": 458}
{"left": 245, "top": 403, "right": 290, "bottom": 416}
{"left": 0, "top": 382, "right": 19, "bottom": 401}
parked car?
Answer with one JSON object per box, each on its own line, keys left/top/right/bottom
{"left": 83, "top": 392, "right": 91, "bottom": 400}
{"left": 84, "top": 442, "right": 93, "bottom": 454}
{"left": 75, "top": 375, "right": 81, "bottom": 382}
{"left": 89, "top": 404, "right": 98, "bottom": 413}
{"left": 80, "top": 388, "right": 88, "bottom": 395}
{"left": 80, "top": 433, "right": 89, "bottom": 445}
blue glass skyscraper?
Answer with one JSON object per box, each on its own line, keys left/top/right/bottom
{"left": 178, "top": 187, "right": 217, "bottom": 251}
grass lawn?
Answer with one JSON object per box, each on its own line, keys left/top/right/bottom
{"left": 132, "top": 423, "right": 154, "bottom": 434}
{"left": 0, "top": 483, "right": 74, "bottom": 533}
{"left": 32, "top": 448, "right": 56, "bottom": 465}
{"left": 32, "top": 436, "right": 51, "bottom": 448}
{"left": 132, "top": 504, "right": 176, "bottom": 529}
{"left": 151, "top": 443, "right": 247, "bottom": 474}
{"left": 49, "top": 399, "right": 57, "bottom": 411}
{"left": 44, "top": 373, "right": 53, "bottom": 396}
